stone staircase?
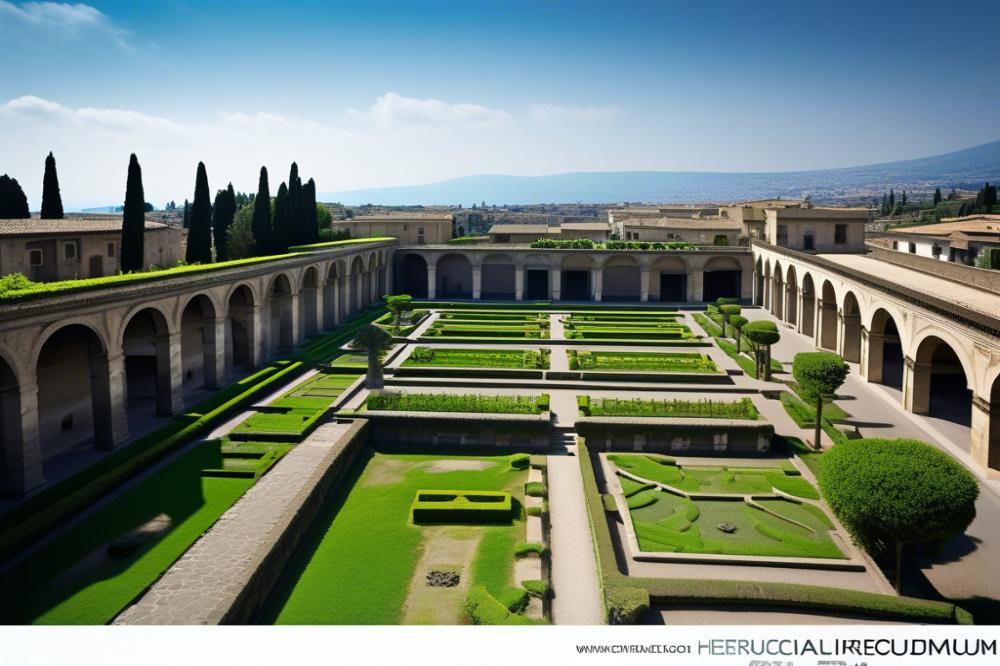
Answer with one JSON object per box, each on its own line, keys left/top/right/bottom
{"left": 549, "top": 425, "right": 577, "bottom": 453}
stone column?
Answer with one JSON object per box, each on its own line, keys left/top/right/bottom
{"left": 92, "top": 351, "right": 130, "bottom": 449}
{"left": 763, "top": 275, "right": 771, "bottom": 310}
{"left": 287, "top": 291, "right": 301, "bottom": 347}
{"left": 551, "top": 268, "right": 561, "bottom": 300}
{"left": 312, "top": 285, "right": 326, "bottom": 333}
{"left": 0, "top": 381, "right": 45, "bottom": 495}
{"left": 860, "top": 329, "right": 877, "bottom": 381}
{"left": 639, "top": 267, "right": 650, "bottom": 303}
{"left": 205, "top": 316, "right": 226, "bottom": 389}
{"left": 687, "top": 269, "right": 704, "bottom": 302}
{"left": 472, "top": 265, "right": 482, "bottom": 300}
{"left": 249, "top": 304, "right": 264, "bottom": 368}
{"left": 741, "top": 267, "right": 753, "bottom": 301}
{"left": 591, "top": 266, "right": 603, "bottom": 302}
{"left": 970, "top": 395, "right": 998, "bottom": 472}
{"left": 384, "top": 261, "right": 393, "bottom": 297}
{"left": 157, "top": 331, "right": 184, "bottom": 416}
{"left": 902, "top": 356, "right": 931, "bottom": 413}
{"left": 515, "top": 265, "right": 525, "bottom": 301}
{"left": 795, "top": 290, "right": 806, "bottom": 334}
{"left": 427, "top": 264, "right": 437, "bottom": 299}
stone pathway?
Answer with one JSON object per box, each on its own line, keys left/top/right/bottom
{"left": 114, "top": 422, "right": 359, "bottom": 625}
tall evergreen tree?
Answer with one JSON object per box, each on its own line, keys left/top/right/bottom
{"left": 888, "top": 189, "right": 895, "bottom": 210}
{"left": 933, "top": 187, "right": 942, "bottom": 206}
{"left": 121, "top": 154, "right": 146, "bottom": 272}
{"left": 0, "top": 174, "right": 30, "bottom": 218}
{"left": 272, "top": 182, "right": 290, "bottom": 253}
{"left": 287, "top": 162, "right": 304, "bottom": 244}
{"left": 186, "top": 162, "right": 213, "bottom": 264}
{"left": 40, "top": 152, "right": 64, "bottom": 219}
{"left": 303, "top": 177, "right": 319, "bottom": 242}
{"left": 182, "top": 199, "right": 191, "bottom": 228}
{"left": 212, "top": 183, "right": 236, "bottom": 262}
{"left": 251, "top": 167, "right": 272, "bottom": 254}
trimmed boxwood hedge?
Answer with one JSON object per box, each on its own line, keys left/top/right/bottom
{"left": 465, "top": 586, "right": 540, "bottom": 625}
{"left": 410, "top": 489, "right": 514, "bottom": 524}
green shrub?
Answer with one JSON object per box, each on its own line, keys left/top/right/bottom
{"left": 577, "top": 394, "right": 591, "bottom": 415}
{"left": 522, "top": 579, "right": 550, "bottom": 598}
{"left": 607, "top": 586, "right": 650, "bottom": 624}
{"left": 496, "top": 586, "right": 530, "bottom": 613}
{"left": 410, "top": 489, "right": 514, "bottom": 524}
{"left": 529, "top": 454, "right": 547, "bottom": 470}
{"left": 601, "top": 494, "right": 619, "bottom": 512}
{"left": 465, "top": 587, "right": 538, "bottom": 625}
{"left": 693, "top": 312, "right": 724, "bottom": 337}
{"left": 526, "top": 505, "right": 545, "bottom": 517}
{"left": 587, "top": 397, "right": 759, "bottom": 420}
{"left": 568, "top": 349, "right": 717, "bottom": 372}
{"left": 366, "top": 391, "right": 548, "bottom": 414}
{"left": 525, "top": 481, "right": 545, "bottom": 497}
{"left": 509, "top": 453, "right": 531, "bottom": 470}
{"left": 514, "top": 542, "right": 548, "bottom": 557}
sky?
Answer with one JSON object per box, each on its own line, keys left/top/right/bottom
{"left": 1, "top": 0, "right": 999, "bottom": 209}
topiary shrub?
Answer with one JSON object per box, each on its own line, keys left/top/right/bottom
{"left": 496, "top": 586, "right": 530, "bottom": 613}
{"left": 525, "top": 481, "right": 545, "bottom": 497}
{"left": 465, "top": 586, "right": 537, "bottom": 624}
{"left": 743, "top": 320, "right": 781, "bottom": 380}
{"left": 522, "top": 579, "right": 550, "bottom": 598}
{"left": 792, "top": 351, "right": 849, "bottom": 450}
{"left": 514, "top": 542, "right": 548, "bottom": 557}
{"left": 820, "top": 438, "right": 979, "bottom": 592}
{"left": 509, "top": 453, "right": 530, "bottom": 470}
{"left": 607, "top": 585, "right": 650, "bottom": 624}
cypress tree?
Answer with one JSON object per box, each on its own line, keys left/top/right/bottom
{"left": 121, "top": 154, "right": 146, "bottom": 272}
{"left": 287, "top": 162, "right": 303, "bottom": 244}
{"left": 186, "top": 162, "right": 213, "bottom": 264}
{"left": 889, "top": 189, "right": 895, "bottom": 210}
{"left": 40, "top": 152, "right": 64, "bottom": 219}
{"left": 251, "top": 167, "right": 272, "bottom": 255}
{"left": 272, "top": 182, "right": 290, "bottom": 253}
{"left": 303, "top": 177, "right": 319, "bottom": 242}
{"left": 212, "top": 183, "right": 236, "bottom": 262}
{"left": 0, "top": 174, "right": 30, "bottom": 218}
{"left": 182, "top": 199, "right": 191, "bottom": 228}
{"left": 933, "top": 187, "right": 942, "bottom": 206}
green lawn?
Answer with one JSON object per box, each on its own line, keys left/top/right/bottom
{"left": 366, "top": 392, "right": 549, "bottom": 414}
{"left": 232, "top": 372, "right": 360, "bottom": 439}
{"left": 403, "top": 347, "right": 550, "bottom": 369}
{"left": 0, "top": 440, "right": 272, "bottom": 624}
{"left": 585, "top": 397, "right": 759, "bottom": 420}
{"left": 266, "top": 451, "right": 530, "bottom": 624}
{"left": 568, "top": 350, "right": 718, "bottom": 372}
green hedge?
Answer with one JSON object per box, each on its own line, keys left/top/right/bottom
{"left": 565, "top": 327, "right": 695, "bottom": 341}
{"left": 465, "top": 586, "right": 540, "bottom": 625}
{"left": 584, "top": 396, "right": 759, "bottom": 420}
{"left": 410, "top": 489, "right": 513, "bottom": 524}
{"left": 287, "top": 236, "right": 395, "bottom": 251}
{"left": 366, "top": 391, "right": 549, "bottom": 414}
{"left": 525, "top": 481, "right": 545, "bottom": 497}
{"left": 568, "top": 350, "right": 717, "bottom": 373}
{"left": 522, "top": 579, "right": 551, "bottom": 598}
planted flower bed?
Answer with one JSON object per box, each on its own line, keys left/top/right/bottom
{"left": 404, "top": 347, "right": 550, "bottom": 369}
{"left": 367, "top": 391, "right": 550, "bottom": 414}
{"left": 424, "top": 321, "right": 550, "bottom": 339}
{"left": 564, "top": 325, "right": 695, "bottom": 341}
{"left": 579, "top": 396, "right": 759, "bottom": 420}
{"left": 568, "top": 350, "right": 717, "bottom": 373}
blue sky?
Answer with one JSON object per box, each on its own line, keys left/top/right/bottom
{"left": 1, "top": 0, "right": 998, "bottom": 208}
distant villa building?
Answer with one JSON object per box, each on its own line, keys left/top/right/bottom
{"left": 486, "top": 221, "right": 611, "bottom": 244}
{"left": 330, "top": 213, "right": 453, "bottom": 245}
{"left": 872, "top": 215, "right": 1000, "bottom": 265}
{"left": 0, "top": 216, "right": 184, "bottom": 281}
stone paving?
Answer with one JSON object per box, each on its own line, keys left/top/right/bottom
{"left": 114, "top": 422, "right": 359, "bottom": 625}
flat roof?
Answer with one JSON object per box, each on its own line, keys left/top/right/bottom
{"left": 887, "top": 216, "right": 1000, "bottom": 236}
{"left": 620, "top": 217, "right": 742, "bottom": 230}
{"left": 0, "top": 217, "right": 168, "bottom": 236}
{"left": 346, "top": 213, "right": 453, "bottom": 222}
{"left": 488, "top": 224, "right": 553, "bottom": 234}
{"left": 820, "top": 252, "right": 1000, "bottom": 319}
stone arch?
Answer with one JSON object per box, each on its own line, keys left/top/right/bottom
{"left": 839, "top": 290, "right": 862, "bottom": 363}
{"left": 436, "top": 253, "right": 473, "bottom": 298}
{"left": 393, "top": 253, "right": 428, "bottom": 298}
{"left": 36, "top": 322, "right": 119, "bottom": 458}
{"left": 266, "top": 273, "right": 296, "bottom": 353}
{"left": 560, "top": 254, "right": 593, "bottom": 301}
{"left": 818, "top": 280, "right": 838, "bottom": 350}
{"left": 866, "top": 307, "right": 904, "bottom": 388}
{"left": 180, "top": 293, "right": 220, "bottom": 396}
{"left": 323, "top": 262, "right": 340, "bottom": 328}
{"left": 984, "top": 372, "right": 1000, "bottom": 471}
{"left": 909, "top": 333, "right": 974, "bottom": 426}
{"left": 481, "top": 253, "right": 515, "bottom": 299}
{"left": 365, "top": 253, "right": 379, "bottom": 304}
{"left": 0, "top": 351, "right": 27, "bottom": 495}
{"left": 703, "top": 255, "right": 743, "bottom": 302}
{"left": 800, "top": 272, "right": 816, "bottom": 338}
{"left": 785, "top": 265, "right": 799, "bottom": 327}
{"left": 771, "top": 260, "right": 784, "bottom": 319}
{"left": 299, "top": 265, "right": 320, "bottom": 337}
{"left": 602, "top": 254, "right": 640, "bottom": 301}
{"left": 121, "top": 306, "right": 177, "bottom": 425}
{"left": 226, "top": 283, "right": 257, "bottom": 373}
{"left": 350, "top": 255, "right": 366, "bottom": 311}
{"left": 652, "top": 255, "right": 688, "bottom": 302}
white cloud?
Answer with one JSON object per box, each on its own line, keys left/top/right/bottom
{"left": 0, "top": 1, "right": 130, "bottom": 48}
{"left": 528, "top": 103, "right": 618, "bottom": 122}
{"left": 353, "top": 92, "right": 511, "bottom": 128}
{"left": 2, "top": 95, "right": 187, "bottom": 133}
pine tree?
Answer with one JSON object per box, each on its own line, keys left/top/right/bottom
{"left": 287, "top": 162, "right": 303, "bottom": 244}
{"left": 40, "top": 152, "right": 64, "bottom": 219}
{"left": 121, "top": 154, "right": 146, "bottom": 272}
{"left": 251, "top": 167, "right": 272, "bottom": 255}
{"left": 303, "top": 177, "right": 319, "bottom": 242}
{"left": 272, "top": 182, "right": 290, "bottom": 253}
{"left": 933, "top": 187, "right": 942, "bottom": 206}
{"left": 186, "top": 162, "right": 213, "bottom": 264}
{"left": 0, "top": 174, "right": 30, "bottom": 218}
{"left": 212, "top": 183, "right": 236, "bottom": 262}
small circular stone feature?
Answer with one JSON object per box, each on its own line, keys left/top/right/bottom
{"left": 426, "top": 570, "right": 460, "bottom": 587}
{"left": 716, "top": 522, "right": 738, "bottom": 534}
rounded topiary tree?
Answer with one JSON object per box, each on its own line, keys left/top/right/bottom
{"left": 719, "top": 303, "right": 742, "bottom": 337}
{"left": 730, "top": 315, "right": 749, "bottom": 352}
{"left": 384, "top": 294, "right": 413, "bottom": 335}
{"left": 820, "top": 438, "right": 978, "bottom": 593}
{"left": 352, "top": 324, "right": 393, "bottom": 389}
{"left": 742, "top": 320, "right": 780, "bottom": 380}
{"left": 793, "top": 351, "right": 849, "bottom": 450}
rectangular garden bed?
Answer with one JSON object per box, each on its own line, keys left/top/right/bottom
{"left": 403, "top": 347, "right": 549, "bottom": 369}
{"left": 568, "top": 350, "right": 718, "bottom": 373}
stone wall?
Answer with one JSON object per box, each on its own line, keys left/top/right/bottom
{"left": 576, "top": 417, "right": 773, "bottom": 455}
{"left": 362, "top": 410, "right": 551, "bottom": 451}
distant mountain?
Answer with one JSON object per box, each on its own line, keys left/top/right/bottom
{"left": 321, "top": 139, "right": 1000, "bottom": 206}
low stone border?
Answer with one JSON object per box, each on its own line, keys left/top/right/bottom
{"left": 578, "top": 416, "right": 774, "bottom": 455}
{"left": 352, "top": 410, "right": 552, "bottom": 451}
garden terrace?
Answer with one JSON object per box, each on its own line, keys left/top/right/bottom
{"left": 579, "top": 396, "right": 758, "bottom": 420}
{"left": 263, "top": 450, "right": 544, "bottom": 624}
{"left": 422, "top": 320, "right": 550, "bottom": 340}
{"left": 403, "top": 347, "right": 550, "bottom": 370}
{"left": 373, "top": 309, "right": 430, "bottom": 337}
{"left": 365, "top": 392, "right": 550, "bottom": 415}
{"left": 568, "top": 350, "right": 718, "bottom": 373}
{"left": 231, "top": 372, "right": 361, "bottom": 441}
{"left": 563, "top": 325, "right": 696, "bottom": 341}
{"left": 438, "top": 311, "right": 549, "bottom": 322}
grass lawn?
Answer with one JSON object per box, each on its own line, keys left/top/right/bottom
{"left": 403, "top": 347, "right": 550, "bottom": 369}
{"left": 782, "top": 435, "right": 825, "bottom": 478}
{"left": 568, "top": 350, "right": 718, "bottom": 372}
{"left": 265, "top": 451, "right": 530, "bottom": 624}
{"left": 232, "top": 372, "right": 360, "bottom": 439}
{"left": 366, "top": 392, "right": 549, "bottom": 414}
{"left": 716, "top": 338, "right": 783, "bottom": 375}
{"left": 628, "top": 491, "right": 844, "bottom": 558}
{"left": 585, "top": 397, "right": 759, "bottom": 420}
{"left": 0, "top": 440, "right": 271, "bottom": 624}
{"left": 784, "top": 382, "right": 850, "bottom": 422}
{"left": 608, "top": 454, "right": 817, "bottom": 499}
